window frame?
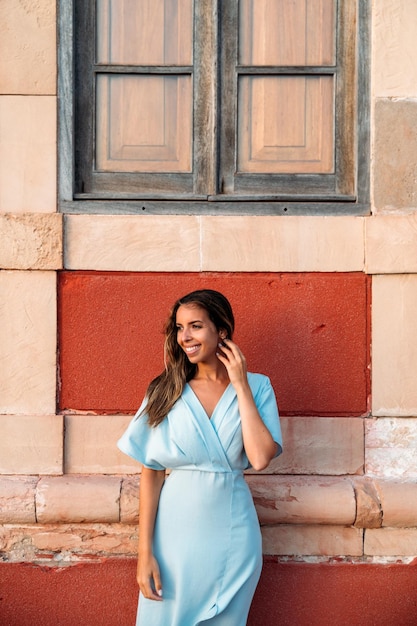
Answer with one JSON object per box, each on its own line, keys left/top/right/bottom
{"left": 58, "top": 0, "right": 371, "bottom": 216}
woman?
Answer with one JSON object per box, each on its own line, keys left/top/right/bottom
{"left": 118, "top": 289, "right": 282, "bottom": 626}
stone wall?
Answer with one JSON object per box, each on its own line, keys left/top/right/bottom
{"left": 1, "top": 0, "right": 417, "bottom": 568}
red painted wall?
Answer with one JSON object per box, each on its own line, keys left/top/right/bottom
{"left": 58, "top": 272, "right": 370, "bottom": 415}
{"left": 1, "top": 560, "right": 416, "bottom": 626}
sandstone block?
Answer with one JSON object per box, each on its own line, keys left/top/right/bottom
{"left": 0, "top": 213, "right": 63, "bottom": 270}
{"left": 36, "top": 476, "right": 121, "bottom": 523}
{"left": 201, "top": 216, "right": 364, "bottom": 272}
{"left": 68, "top": 414, "right": 366, "bottom": 477}
{"left": 374, "top": 99, "right": 417, "bottom": 210}
{"left": 372, "top": 276, "right": 417, "bottom": 416}
{"left": 0, "top": 96, "right": 56, "bottom": 212}
{"left": 257, "top": 416, "right": 364, "bottom": 475}
{"left": 0, "top": 524, "right": 138, "bottom": 561}
{"left": 0, "top": 415, "right": 63, "bottom": 474}
{"left": 0, "top": 477, "right": 37, "bottom": 523}
{"left": 120, "top": 477, "right": 140, "bottom": 524}
{"left": 375, "top": 479, "right": 417, "bottom": 527}
{"left": 31, "top": 524, "right": 138, "bottom": 557}
{"left": 247, "top": 476, "right": 356, "bottom": 525}
{"left": 0, "top": 0, "right": 56, "bottom": 95}
{"left": 0, "top": 271, "right": 57, "bottom": 414}
{"left": 365, "top": 215, "right": 417, "bottom": 274}
{"left": 64, "top": 215, "right": 200, "bottom": 271}
{"left": 367, "top": 448, "right": 417, "bottom": 480}
{"left": 352, "top": 477, "right": 382, "bottom": 528}
{"left": 366, "top": 417, "right": 417, "bottom": 478}
{"left": 364, "top": 528, "right": 417, "bottom": 557}
{"left": 65, "top": 415, "right": 141, "bottom": 474}
{"left": 373, "top": 1, "right": 417, "bottom": 97}
{"left": 262, "top": 524, "right": 363, "bottom": 557}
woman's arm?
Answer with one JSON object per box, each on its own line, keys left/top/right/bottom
{"left": 137, "top": 467, "right": 166, "bottom": 600}
{"left": 217, "top": 340, "right": 277, "bottom": 471}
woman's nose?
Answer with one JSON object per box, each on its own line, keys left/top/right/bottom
{"left": 182, "top": 327, "right": 191, "bottom": 340}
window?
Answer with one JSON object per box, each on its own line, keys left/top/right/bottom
{"left": 59, "top": 0, "right": 370, "bottom": 214}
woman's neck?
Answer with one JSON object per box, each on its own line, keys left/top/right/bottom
{"left": 194, "top": 361, "right": 229, "bottom": 382}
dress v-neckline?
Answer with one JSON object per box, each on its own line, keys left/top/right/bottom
{"left": 186, "top": 381, "right": 232, "bottom": 420}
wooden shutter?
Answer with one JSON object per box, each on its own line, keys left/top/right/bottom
{"left": 217, "top": 0, "right": 358, "bottom": 200}
{"left": 69, "top": 0, "right": 368, "bottom": 210}
{"left": 74, "top": 0, "right": 216, "bottom": 198}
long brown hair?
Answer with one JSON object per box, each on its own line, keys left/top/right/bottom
{"left": 142, "top": 289, "right": 235, "bottom": 427}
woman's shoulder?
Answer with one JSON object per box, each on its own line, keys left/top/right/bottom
{"left": 247, "top": 372, "right": 271, "bottom": 389}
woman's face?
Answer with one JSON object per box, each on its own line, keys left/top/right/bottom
{"left": 176, "top": 304, "right": 220, "bottom": 365}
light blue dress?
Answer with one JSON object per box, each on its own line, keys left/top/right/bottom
{"left": 118, "top": 372, "right": 282, "bottom": 626}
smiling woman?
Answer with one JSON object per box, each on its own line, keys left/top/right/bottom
{"left": 176, "top": 304, "right": 231, "bottom": 417}
{"left": 118, "top": 289, "right": 282, "bottom": 626}
{"left": 176, "top": 304, "right": 226, "bottom": 366}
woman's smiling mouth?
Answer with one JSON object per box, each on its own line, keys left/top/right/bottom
{"left": 185, "top": 345, "right": 201, "bottom": 354}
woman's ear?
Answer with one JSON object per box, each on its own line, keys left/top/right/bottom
{"left": 219, "top": 330, "right": 227, "bottom": 340}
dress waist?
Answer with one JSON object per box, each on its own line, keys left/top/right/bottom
{"left": 169, "top": 466, "right": 244, "bottom": 476}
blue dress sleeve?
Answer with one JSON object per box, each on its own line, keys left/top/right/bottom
{"left": 251, "top": 374, "right": 283, "bottom": 458}
{"left": 117, "top": 399, "right": 165, "bottom": 470}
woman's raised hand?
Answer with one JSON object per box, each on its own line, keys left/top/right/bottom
{"left": 216, "top": 339, "right": 249, "bottom": 389}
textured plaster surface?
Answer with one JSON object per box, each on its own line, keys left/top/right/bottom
{"left": 58, "top": 272, "right": 370, "bottom": 416}
{"left": 2, "top": 560, "right": 417, "bottom": 626}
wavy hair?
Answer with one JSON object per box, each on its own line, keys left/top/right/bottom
{"left": 142, "top": 289, "right": 235, "bottom": 427}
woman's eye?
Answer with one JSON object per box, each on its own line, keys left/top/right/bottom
{"left": 192, "top": 324, "right": 202, "bottom": 329}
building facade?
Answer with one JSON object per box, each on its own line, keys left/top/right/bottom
{"left": 1, "top": 1, "right": 417, "bottom": 624}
